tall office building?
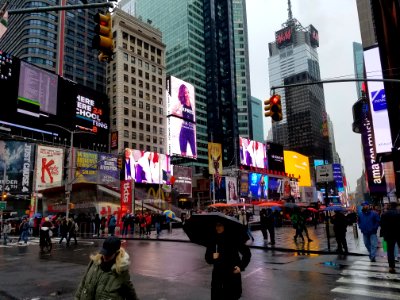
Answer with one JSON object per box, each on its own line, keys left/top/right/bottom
{"left": 0, "top": 0, "right": 106, "bottom": 92}
{"left": 108, "top": 8, "right": 166, "bottom": 154}
{"left": 250, "top": 96, "right": 263, "bottom": 142}
{"left": 134, "top": 0, "right": 252, "bottom": 172}
{"left": 268, "top": 4, "right": 332, "bottom": 164}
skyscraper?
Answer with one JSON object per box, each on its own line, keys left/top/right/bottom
{"left": 134, "top": 0, "right": 252, "bottom": 172}
{"left": 0, "top": 0, "right": 106, "bottom": 92}
{"left": 268, "top": 4, "right": 332, "bottom": 165}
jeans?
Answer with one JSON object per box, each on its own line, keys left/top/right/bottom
{"left": 3, "top": 233, "right": 9, "bottom": 245}
{"left": 19, "top": 230, "right": 29, "bottom": 243}
{"left": 363, "top": 233, "right": 378, "bottom": 259}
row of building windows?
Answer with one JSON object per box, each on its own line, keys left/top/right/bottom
{"left": 122, "top": 141, "right": 163, "bottom": 154}
{"left": 23, "top": 19, "right": 56, "bottom": 30}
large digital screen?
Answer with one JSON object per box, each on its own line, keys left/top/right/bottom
{"left": 18, "top": 61, "right": 58, "bottom": 116}
{"left": 275, "top": 26, "right": 293, "bottom": 49}
{"left": 332, "top": 164, "right": 344, "bottom": 192}
{"left": 248, "top": 173, "right": 268, "bottom": 200}
{"left": 167, "top": 116, "right": 197, "bottom": 158}
{"left": 240, "top": 137, "right": 266, "bottom": 168}
{"left": 166, "top": 76, "right": 196, "bottom": 122}
{"left": 364, "top": 46, "right": 392, "bottom": 154}
{"left": 122, "top": 148, "right": 172, "bottom": 184}
{"left": 266, "top": 142, "right": 284, "bottom": 172}
{"left": 172, "top": 165, "right": 192, "bottom": 196}
{"left": 283, "top": 150, "right": 311, "bottom": 187}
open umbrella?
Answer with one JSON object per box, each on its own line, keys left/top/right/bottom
{"left": 323, "top": 206, "right": 346, "bottom": 212}
{"left": 257, "top": 202, "right": 282, "bottom": 207}
{"left": 271, "top": 206, "right": 282, "bottom": 211}
{"left": 208, "top": 202, "right": 229, "bottom": 208}
{"left": 183, "top": 212, "right": 249, "bottom": 247}
{"left": 307, "top": 207, "right": 318, "bottom": 213}
{"left": 33, "top": 213, "right": 42, "bottom": 218}
{"left": 163, "top": 210, "right": 176, "bottom": 219}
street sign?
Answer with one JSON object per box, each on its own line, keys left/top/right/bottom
{"left": 0, "top": 201, "right": 6, "bottom": 210}
{"left": 316, "top": 164, "right": 333, "bottom": 182}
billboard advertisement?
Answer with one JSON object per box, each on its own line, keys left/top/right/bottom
{"left": 75, "top": 150, "right": 98, "bottom": 184}
{"left": 360, "top": 106, "right": 386, "bottom": 193}
{"left": 309, "top": 24, "right": 319, "bottom": 48}
{"left": 266, "top": 142, "right": 284, "bottom": 172}
{"left": 248, "top": 173, "right": 268, "bottom": 200}
{"left": 225, "top": 176, "right": 238, "bottom": 202}
{"left": 283, "top": 150, "right": 311, "bottom": 187}
{"left": 167, "top": 115, "right": 197, "bottom": 158}
{"left": 172, "top": 165, "right": 192, "bottom": 196}
{"left": 98, "top": 153, "right": 119, "bottom": 188}
{"left": 275, "top": 26, "right": 293, "bottom": 49}
{"left": 208, "top": 142, "right": 223, "bottom": 175}
{"left": 0, "top": 140, "right": 34, "bottom": 194}
{"left": 211, "top": 176, "right": 226, "bottom": 201}
{"left": 332, "top": 164, "right": 344, "bottom": 192}
{"left": 122, "top": 148, "right": 171, "bottom": 184}
{"left": 239, "top": 172, "right": 249, "bottom": 197}
{"left": 239, "top": 137, "right": 266, "bottom": 169}
{"left": 364, "top": 46, "right": 392, "bottom": 154}
{"left": 166, "top": 76, "right": 196, "bottom": 121}
{"left": 120, "top": 180, "right": 132, "bottom": 217}
{"left": 35, "top": 145, "right": 64, "bottom": 191}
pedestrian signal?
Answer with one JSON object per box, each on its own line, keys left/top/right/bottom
{"left": 92, "top": 12, "right": 114, "bottom": 62}
{"left": 264, "top": 94, "right": 282, "bottom": 122}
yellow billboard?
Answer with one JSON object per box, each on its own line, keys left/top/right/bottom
{"left": 208, "top": 142, "right": 222, "bottom": 175}
{"left": 283, "top": 150, "right": 311, "bottom": 187}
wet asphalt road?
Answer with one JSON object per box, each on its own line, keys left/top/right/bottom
{"left": 0, "top": 238, "right": 397, "bottom": 300}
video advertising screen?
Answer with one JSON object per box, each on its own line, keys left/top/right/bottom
{"left": 167, "top": 116, "right": 197, "bottom": 158}
{"left": 248, "top": 173, "right": 268, "bottom": 200}
{"left": 240, "top": 137, "right": 266, "bottom": 169}
{"left": 283, "top": 150, "right": 311, "bottom": 187}
{"left": 122, "top": 148, "right": 172, "bottom": 184}
{"left": 266, "top": 142, "right": 284, "bottom": 172}
{"left": 166, "top": 76, "right": 196, "bottom": 122}
{"left": 18, "top": 61, "right": 58, "bottom": 117}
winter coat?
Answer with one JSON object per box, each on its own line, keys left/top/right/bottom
{"left": 108, "top": 216, "right": 117, "bottom": 228}
{"left": 358, "top": 210, "right": 380, "bottom": 235}
{"left": 75, "top": 248, "right": 138, "bottom": 300}
{"left": 205, "top": 232, "right": 251, "bottom": 300}
{"left": 330, "top": 212, "right": 347, "bottom": 234}
{"left": 380, "top": 208, "right": 400, "bottom": 241}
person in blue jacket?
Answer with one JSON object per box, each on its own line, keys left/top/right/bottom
{"left": 358, "top": 203, "right": 380, "bottom": 262}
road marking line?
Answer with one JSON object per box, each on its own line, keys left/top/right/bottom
{"left": 341, "top": 269, "right": 400, "bottom": 280}
{"left": 332, "top": 286, "right": 400, "bottom": 300}
{"left": 337, "top": 277, "right": 400, "bottom": 289}
{"left": 242, "top": 268, "right": 262, "bottom": 279}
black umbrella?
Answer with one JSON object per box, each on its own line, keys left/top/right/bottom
{"left": 183, "top": 212, "right": 249, "bottom": 247}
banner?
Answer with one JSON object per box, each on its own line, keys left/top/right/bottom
{"left": 120, "top": 180, "right": 132, "bottom": 216}
{"left": 208, "top": 142, "right": 222, "bottom": 175}
{"left": 0, "top": 140, "right": 34, "bottom": 194}
{"left": 35, "top": 145, "right": 64, "bottom": 191}
{"left": 225, "top": 176, "right": 238, "bottom": 202}
{"left": 98, "top": 153, "right": 119, "bottom": 188}
{"left": 172, "top": 165, "right": 192, "bottom": 196}
{"left": 75, "top": 150, "right": 98, "bottom": 183}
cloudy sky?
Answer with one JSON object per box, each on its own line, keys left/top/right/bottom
{"left": 246, "top": 0, "right": 363, "bottom": 191}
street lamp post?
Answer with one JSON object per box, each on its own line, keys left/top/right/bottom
{"left": 46, "top": 124, "right": 94, "bottom": 219}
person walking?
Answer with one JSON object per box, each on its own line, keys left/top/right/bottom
{"left": 58, "top": 218, "right": 68, "bottom": 245}
{"left": 260, "top": 208, "right": 275, "bottom": 245}
{"left": 291, "top": 208, "right": 304, "bottom": 242}
{"left": 205, "top": 221, "right": 251, "bottom": 300}
{"left": 358, "top": 203, "right": 380, "bottom": 262}
{"left": 67, "top": 218, "right": 78, "bottom": 247}
{"left": 75, "top": 236, "right": 139, "bottom": 299}
{"left": 330, "top": 210, "right": 349, "bottom": 254}
{"left": 238, "top": 209, "right": 254, "bottom": 241}
{"left": 18, "top": 217, "right": 30, "bottom": 244}
{"left": 380, "top": 202, "right": 400, "bottom": 273}
{"left": 94, "top": 214, "right": 101, "bottom": 237}
{"left": 108, "top": 214, "right": 117, "bottom": 236}
{"left": 3, "top": 221, "right": 11, "bottom": 245}
{"left": 121, "top": 212, "right": 131, "bottom": 236}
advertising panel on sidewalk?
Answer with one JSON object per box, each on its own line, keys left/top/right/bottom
{"left": 0, "top": 140, "right": 35, "bottom": 194}
{"left": 35, "top": 145, "right": 64, "bottom": 191}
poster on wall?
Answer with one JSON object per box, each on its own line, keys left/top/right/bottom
{"left": 225, "top": 176, "right": 238, "bottom": 203}
{"left": 35, "top": 145, "right": 64, "bottom": 191}
{"left": 98, "top": 153, "right": 119, "bottom": 188}
{"left": 0, "top": 140, "right": 34, "bottom": 194}
{"left": 75, "top": 150, "right": 98, "bottom": 184}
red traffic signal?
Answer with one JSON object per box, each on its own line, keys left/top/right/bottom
{"left": 92, "top": 13, "right": 114, "bottom": 62}
{"left": 264, "top": 94, "right": 283, "bottom": 122}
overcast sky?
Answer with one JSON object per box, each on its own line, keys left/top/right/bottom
{"left": 246, "top": 0, "right": 363, "bottom": 191}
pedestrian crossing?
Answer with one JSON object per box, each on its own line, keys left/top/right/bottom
{"left": 0, "top": 237, "right": 94, "bottom": 248}
{"left": 332, "top": 258, "right": 400, "bottom": 299}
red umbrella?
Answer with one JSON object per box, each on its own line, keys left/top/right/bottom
{"left": 257, "top": 202, "right": 283, "bottom": 207}
{"left": 307, "top": 207, "right": 318, "bottom": 213}
{"left": 209, "top": 203, "right": 229, "bottom": 208}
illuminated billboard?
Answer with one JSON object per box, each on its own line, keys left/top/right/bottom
{"left": 225, "top": 176, "right": 238, "bottom": 202}
{"left": 248, "top": 173, "right": 268, "bottom": 200}
{"left": 35, "top": 145, "right": 64, "bottom": 191}
{"left": 167, "top": 116, "right": 197, "bottom": 158}
{"left": 275, "top": 26, "right": 293, "bottom": 49}
{"left": 166, "top": 76, "right": 196, "bottom": 121}
{"left": 364, "top": 46, "right": 392, "bottom": 154}
{"left": 266, "top": 142, "right": 284, "bottom": 172}
{"left": 172, "top": 165, "right": 192, "bottom": 196}
{"left": 122, "top": 148, "right": 171, "bottom": 184}
{"left": 283, "top": 150, "right": 311, "bottom": 187}
{"left": 239, "top": 137, "right": 266, "bottom": 169}
{"left": 0, "top": 140, "right": 35, "bottom": 194}
{"left": 166, "top": 76, "right": 197, "bottom": 159}
{"left": 208, "top": 142, "right": 222, "bottom": 175}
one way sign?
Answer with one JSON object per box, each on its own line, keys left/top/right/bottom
{"left": 316, "top": 164, "right": 333, "bottom": 183}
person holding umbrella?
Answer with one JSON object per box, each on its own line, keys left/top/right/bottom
{"left": 330, "top": 210, "right": 349, "bottom": 254}
{"left": 205, "top": 221, "right": 251, "bottom": 300}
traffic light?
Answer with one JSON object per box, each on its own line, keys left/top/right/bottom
{"left": 92, "top": 12, "right": 114, "bottom": 62}
{"left": 2, "top": 192, "right": 7, "bottom": 200}
{"left": 264, "top": 94, "right": 282, "bottom": 122}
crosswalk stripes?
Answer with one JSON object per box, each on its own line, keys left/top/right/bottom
{"left": 331, "top": 259, "right": 400, "bottom": 299}
{"left": 0, "top": 237, "right": 95, "bottom": 248}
